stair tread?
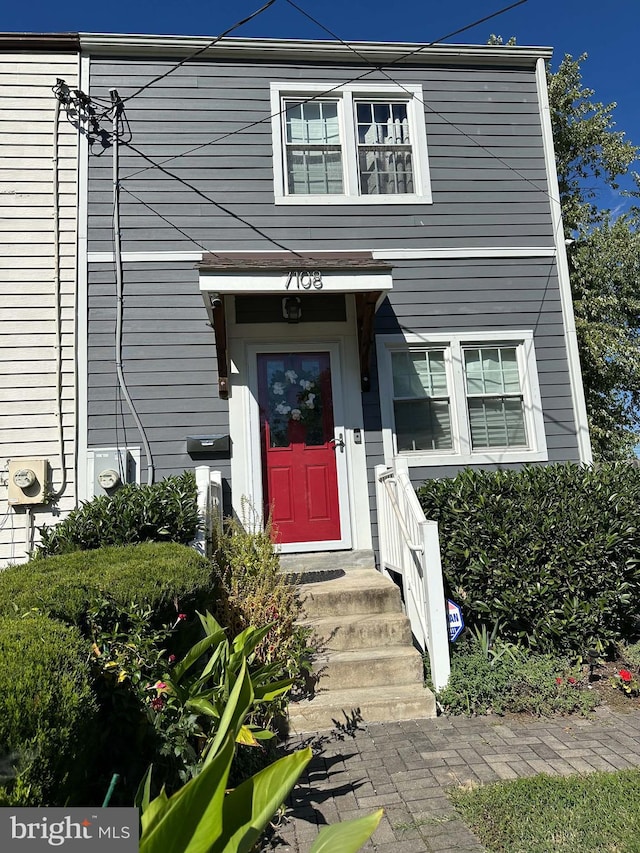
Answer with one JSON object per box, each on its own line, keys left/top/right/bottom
{"left": 287, "top": 684, "right": 436, "bottom": 733}
{"left": 291, "top": 683, "right": 433, "bottom": 708}
{"left": 299, "top": 568, "right": 394, "bottom": 594}
{"left": 301, "top": 612, "right": 409, "bottom": 628}
{"left": 314, "top": 646, "right": 421, "bottom": 665}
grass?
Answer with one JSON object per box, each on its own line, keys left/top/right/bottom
{"left": 450, "top": 769, "right": 640, "bottom": 853}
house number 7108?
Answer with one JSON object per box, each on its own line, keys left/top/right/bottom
{"left": 285, "top": 270, "right": 323, "bottom": 290}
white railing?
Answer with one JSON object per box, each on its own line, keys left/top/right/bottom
{"left": 375, "top": 458, "right": 450, "bottom": 690}
{"left": 193, "top": 466, "right": 223, "bottom": 557}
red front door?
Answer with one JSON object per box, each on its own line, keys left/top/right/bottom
{"left": 257, "top": 352, "right": 342, "bottom": 544}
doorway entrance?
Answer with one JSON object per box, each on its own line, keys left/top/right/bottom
{"left": 257, "top": 351, "right": 343, "bottom": 544}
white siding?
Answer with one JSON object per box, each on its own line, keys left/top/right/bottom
{"left": 0, "top": 52, "right": 78, "bottom": 564}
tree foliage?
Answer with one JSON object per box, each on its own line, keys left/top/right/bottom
{"left": 548, "top": 54, "right": 640, "bottom": 458}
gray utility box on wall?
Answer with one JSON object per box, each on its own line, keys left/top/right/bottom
{"left": 87, "top": 447, "right": 140, "bottom": 498}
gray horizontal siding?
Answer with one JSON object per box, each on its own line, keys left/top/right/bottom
{"left": 363, "top": 257, "right": 580, "bottom": 513}
{"left": 87, "top": 58, "right": 552, "bottom": 253}
{"left": 87, "top": 261, "right": 230, "bottom": 485}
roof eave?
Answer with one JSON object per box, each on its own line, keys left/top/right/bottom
{"left": 79, "top": 33, "right": 553, "bottom": 66}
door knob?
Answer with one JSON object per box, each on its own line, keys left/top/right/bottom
{"left": 329, "top": 433, "right": 345, "bottom": 453}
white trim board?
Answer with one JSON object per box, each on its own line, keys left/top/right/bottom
{"left": 535, "top": 58, "right": 592, "bottom": 465}
{"left": 226, "top": 297, "right": 372, "bottom": 553}
{"left": 200, "top": 269, "right": 392, "bottom": 294}
{"left": 87, "top": 246, "right": 557, "bottom": 264}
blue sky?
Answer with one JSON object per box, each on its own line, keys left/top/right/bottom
{"left": 5, "top": 0, "right": 639, "bottom": 195}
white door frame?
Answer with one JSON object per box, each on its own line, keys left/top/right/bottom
{"left": 248, "top": 341, "right": 351, "bottom": 552}
{"left": 226, "top": 299, "right": 372, "bottom": 553}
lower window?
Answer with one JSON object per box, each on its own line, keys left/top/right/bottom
{"left": 378, "top": 331, "right": 548, "bottom": 466}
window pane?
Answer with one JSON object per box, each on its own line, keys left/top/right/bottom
{"left": 287, "top": 149, "right": 343, "bottom": 194}
{"left": 359, "top": 149, "right": 413, "bottom": 195}
{"left": 465, "top": 347, "right": 521, "bottom": 394}
{"left": 356, "top": 101, "right": 410, "bottom": 145}
{"left": 394, "top": 400, "right": 452, "bottom": 451}
{"left": 392, "top": 350, "right": 447, "bottom": 397}
{"left": 285, "top": 101, "right": 340, "bottom": 144}
{"left": 468, "top": 398, "right": 526, "bottom": 448}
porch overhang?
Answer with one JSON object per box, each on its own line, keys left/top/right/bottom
{"left": 198, "top": 252, "right": 393, "bottom": 395}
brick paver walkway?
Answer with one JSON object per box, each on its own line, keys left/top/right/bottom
{"left": 270, "top": 707, "right": 640, "bottom": 852}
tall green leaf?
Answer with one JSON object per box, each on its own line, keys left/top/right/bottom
{"left": 204, "top": 658, "right": 253, "bottom": 764}
{"left": 139, "top": 731, "right": 234, "bottom": 853}
{"left": 210, "top": 747, "right": 313, "bottom": 853}
{"left": 309, "top": 809, "right": 384, "bottom": 853}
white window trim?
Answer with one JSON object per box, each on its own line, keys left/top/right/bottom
{"left": 270, "top": 82, "right": 432, "bottom": 205}
{"left": 377, "top": 330, "right": 548, "bottom": 467}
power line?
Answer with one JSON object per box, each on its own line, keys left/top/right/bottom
{"left": 116, "top": 0, "right": 547, "bottom": 258}
{"left": 123, "top": 140, "right": 302, "bottom": 254}
{"left": 120, "top": 0, "right": 528, "bottom": 182}
{"left": 120, "top": 185, "right": 221, "bottom": 255}
{"left": 284, "top": 0, "right": 556, "bottom": 205}
{"left": 122, "top": 0, "right": 278, "bottom": 102}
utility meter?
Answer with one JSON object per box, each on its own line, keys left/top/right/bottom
{"left": 13, "top": 468, "right": 37, "bottom": 489}
{"left": 7, "top": 459, "right": 48, "bottom": 505}
{"left": 97, "top": 468, "right": 121, "bottom": 490}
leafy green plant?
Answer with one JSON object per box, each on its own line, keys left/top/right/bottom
{"left": 212, "top": 515, "right": 314, "bottom": 715}
{"left": 0, "top": 542, "right": 212, "bottom": 629}
{"left": 618, "top": 639, "right": 640, "bottom": 670}
{"left": 90, "top": 602, "right": 295, "bottom": 796}
{"left": 610, "top": 668, "right": 639, "bottom": 697}
{"left": 137, "top": 658, "right": 383, "bottom": 853}
{"left": 0, "top": 614, "right": 98, "bottom": 806}
{"left": 417, "top": 463, "right": 640, "bottom": 657}
{"left": 433, "top": 638, "right": 598, "bottom": 717}
{"left": 37, "top": 472, "right": 199, "bottom": 556}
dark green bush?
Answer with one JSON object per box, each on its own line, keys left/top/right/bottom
{"left": 417, "top": 463, "right": 640, "bottom": 657}
{"left": 37, "top": 471, "right": 199, "bottom": 556}
{"left": 434, "top": 639, "right": 599, "bottom": 716}
{"left": 0, "top": 542, "right": 213, "bottom": 629}
{"left": 0, "top": 615, "right": 98, "bottom": 805}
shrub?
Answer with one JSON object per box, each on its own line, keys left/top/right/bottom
{"left": 433, "top": 637, "right": 599, "bottom": 717}
{"left": 0, "top": 614, "right": 98, "bottom": 805}
{"left": 0, "top": 542, "right": 213, "bottom": 629}
{"left": 212, "top": 517, "right": 313, "bottom": 718}
{"left": 417, "top": 463, "right": 640, "bottom": 657}
{"left": 37, "top": 472, "right": 199, "bottom": 556}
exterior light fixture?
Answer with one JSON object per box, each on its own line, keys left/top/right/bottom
{"left": 282, "top": 296, "right": 302, "bottom": 323}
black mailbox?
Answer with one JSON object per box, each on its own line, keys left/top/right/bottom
{"left": 186, "top": 435, "right": 231, "bottom": 455}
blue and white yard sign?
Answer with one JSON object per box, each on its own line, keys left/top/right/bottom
{"left": 446, "top": 599, "right": 464, "bottom": 642}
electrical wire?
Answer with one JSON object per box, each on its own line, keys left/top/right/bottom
{"left": 123, "top": 140, "right": 303, "bottom": 254}
{"left": 120, "top": 0, "right": 528, "bottom": 182}
{"left": 111, "top": 96, "right": 155, "bottom": 485}
{"left": 282, "top": 0, "right": 557, "bottom": 205}
{"left": 50, "top": 93, "right": 68, "bottom": 500}
{"left": 122, "top": 0, "right": 278, "bottom": 103}
{"left": 120, "top": 185, "right": 221, "bottom": 255}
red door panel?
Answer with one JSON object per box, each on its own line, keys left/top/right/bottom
{"left": 257, "top": 352, "right": 341, "bottom": 544}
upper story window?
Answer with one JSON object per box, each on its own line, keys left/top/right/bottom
{"left": 377, "top": 330, "right": 548, "bottom": 467}
{"left": 271, "top": 83, "right": 432, "bottom": 205}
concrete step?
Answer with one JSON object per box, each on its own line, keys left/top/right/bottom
{"left": 299, "top": 569, "right": 403, "bottom": 619}
{"left": 302, "top": 612, "right": 413, "bottom": 651}
{"left": 311, "top": 646, "right": 424, "bottom": 690}
{"left": 280, "top": 549, "right": 375, "bottom": 579}
{"left": 287, "top": 684, "right": 436, "bottom": 734}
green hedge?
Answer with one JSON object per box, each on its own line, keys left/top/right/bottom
{"left": 0, "top": 542, "right": 213, "bottom": 629}
{"left": 37, "top": 472, "right": 199, "bottom": 557}
{"left": 0, "top": 615, "right": 98, "bottom": 805}
{"left": 417, "top": 463, "right": 640, "bottom": 656}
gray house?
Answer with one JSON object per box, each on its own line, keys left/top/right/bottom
{"left": 78, "top": 34, "right": 591, "bottom": 560}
